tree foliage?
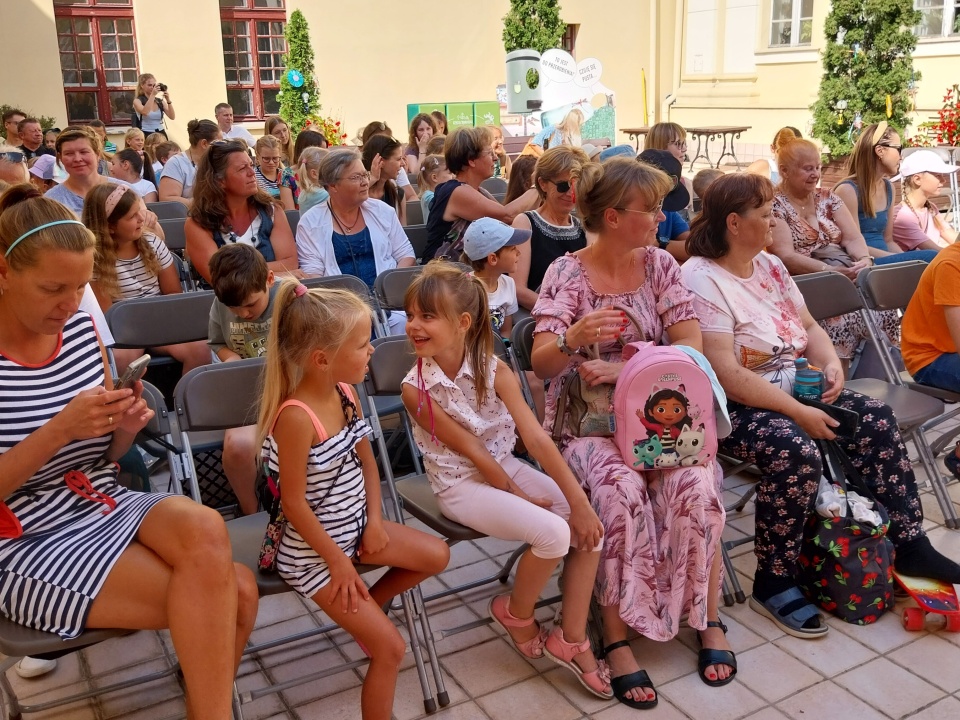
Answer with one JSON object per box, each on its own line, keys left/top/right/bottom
{"left": 811, "top": 0, "right": 920, "bottom": 156}
{"left": 278, "top": 9, "right": 320, "bottom": 133}
{"left": 0, "top": 105, "right": 57, "bottom": 138}
{"left": 502, "top": 0, "right": 566, "bottom": 54}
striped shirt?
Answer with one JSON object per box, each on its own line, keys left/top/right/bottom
{"left": 113, "top": 233, "right": 173, "bottom": 300}
{"left": 255, "top": 166, "right": 281, "bottom": 199}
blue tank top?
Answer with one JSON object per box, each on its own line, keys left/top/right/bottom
{"left": 834, "top": 179, "right": 893, "bottom": 252}
{"left": 332, "top": 227, "right": 377, "bottom": 289}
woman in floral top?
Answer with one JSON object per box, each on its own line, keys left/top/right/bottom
{"left": 531, "top": 158, "right": 731, "bottom": 708}
{"left": 768, "top": 138, "right": 899, "bottom": 360}
{"left": 683, "top": 172, "right": 960, "bottom": 639}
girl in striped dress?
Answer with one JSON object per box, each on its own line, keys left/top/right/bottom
{"left": 83, "top": 183, "right": 210, "bottom": 376}
{"left": 257, "top": 281, "right": 448, "bottom": 720}
{"left": 0, "top": 185, "right": 258, "bottom": 719}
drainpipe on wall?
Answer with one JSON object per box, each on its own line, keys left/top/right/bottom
{"left": 660, "top": 0, "right": 685, "bottom": 123}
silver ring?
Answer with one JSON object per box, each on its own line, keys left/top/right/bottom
{"left": 108, "top": 416, "right": 113, "bottom": 425}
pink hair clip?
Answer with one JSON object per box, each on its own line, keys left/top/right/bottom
{"left": 294, "top": 283, "right": 308, "bottom": 297}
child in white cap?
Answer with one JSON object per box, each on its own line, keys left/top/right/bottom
{"left": 461, "top": 216, "right": 530, "bottom": 336}
{"left": 893, "top": 149, "right": 959, "bottom": 251}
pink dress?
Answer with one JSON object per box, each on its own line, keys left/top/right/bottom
{"left": 533, "top": 250, "right": 725, "bottom": 640}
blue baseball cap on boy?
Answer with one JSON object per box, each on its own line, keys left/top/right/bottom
{"left": 462, "top": 217, "right": 531, "bottom": 261}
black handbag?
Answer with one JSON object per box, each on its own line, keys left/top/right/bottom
{"left": 798, "top": 439, "right": 895, "bottom": 625}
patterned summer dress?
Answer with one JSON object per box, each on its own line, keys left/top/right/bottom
{"left": 0, "top": 313, "right": 172, "bottom": 639}
{"left": 533, "top": 250, "right": 725, "bottom": 640}
{"left": 772, "top": 190, "right": 900, "bottom": 358}
{"left": 261, "top": 385, "right": 372, "bottom": 600}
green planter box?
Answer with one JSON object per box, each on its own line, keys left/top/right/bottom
{"left": 474, "top": 102, "right": 500, "bottom": 127}
{"left": 406, "top": 103, "right": 446, "bottom": 126}
{"left": 446, "top": 103, "right": 475, "bottom": 129}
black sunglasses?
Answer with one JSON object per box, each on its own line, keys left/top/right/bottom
{"left": 877, "top": 143, "right": 903, "bottom": 155}
{"left": 0, "top": 151, "right": 26, "bottom": 164}
{"left": 549, "top": 179, "right": 574, "bottom": 194}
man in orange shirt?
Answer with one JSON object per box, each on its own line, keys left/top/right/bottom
{"left": 902, "top": 244, "right": 960, "bottom": 475}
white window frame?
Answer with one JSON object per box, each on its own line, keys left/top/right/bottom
{"left": 914, "top": 0, "right": 960, "bottom": 38}
{"left": 769, "top": 0, "right": 813, "bottom": 48}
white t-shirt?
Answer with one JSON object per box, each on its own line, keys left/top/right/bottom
{"left": 396, "top": 167, "right": 411, "bottom": 188}
{"left": 682, "top": 252, "right": 808, "bottom": 393}
{"left": 159, "top": 152, "right": 196, "bottom": 198}
{"left": 475, "top": 273, "right": 517, "bottom": 334}
{"left": 112, "top": 233, "right": 174, "bottom": 300}
{"left": 115, "top": 177, "right": 157, "bottom": 198}
{"left": 223, "top": 125, "right": 257, "bottom": 146}
{"left": 78, "top": 284, "right": 114, "bottom": 346}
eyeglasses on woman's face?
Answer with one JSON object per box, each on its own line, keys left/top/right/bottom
{"left": 341, "top": 172, "right": 371, "bottom": 184}
{"left": 877, "top": 143, "right": 903, "bottom": 155}
{"left": 668, "top": 139, "right": 687, "bottom": 150}
{"left": 614, "top": 198, "right": 665, "bottom": 219}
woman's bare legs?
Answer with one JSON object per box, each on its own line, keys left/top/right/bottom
{"left": 600, "top": 606, "right": 656, "bottom": 704}
{"left": 699, "top": 542, "right": 734, "bottom": 682}
{"left": 86, "top": 497, "right": 258, "bottom": 719}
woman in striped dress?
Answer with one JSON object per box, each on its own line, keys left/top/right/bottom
{"left": 258, "top": 282, "right": 449, "bottom": 720}
{"left": 0, "top": 185, "right": 258, "bottom": 719}
{"left": 83, "top": 183, "right": 210, "bottom": 376}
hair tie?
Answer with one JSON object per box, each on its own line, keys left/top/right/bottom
{"left": 104, "top": 184, "right": 128, "bottom": 217}
{"left": 871, "top": 121, "right": 889, "bottom": 146}
{"left": 294, "top": 283, "right": 309, "bottom": 297}
{"left": 5, "top": 220, "right": 86, "bottom": 258}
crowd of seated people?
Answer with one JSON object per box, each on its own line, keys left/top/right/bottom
{"left": 5, "top": 100, "right": 960, "bottom": 720}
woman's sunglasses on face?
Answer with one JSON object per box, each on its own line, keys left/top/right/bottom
{"left": 876, "top": 143, "right": 903, "bottom": 155}
{"left": 549, "top": 179, "right": 574, "bottom": 193}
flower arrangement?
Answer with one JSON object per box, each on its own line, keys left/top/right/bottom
{"left": 304, "top": 115, "right": 349, "bottom": 146}
{"left": 906, "top": 84, "right": 960, "bottom": 148}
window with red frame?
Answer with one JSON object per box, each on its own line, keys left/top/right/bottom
{"left": 54, "top": 0, "right": 139, "bottom": 126}
{"left": 220, "top": 0, "right": 287, "bottom": 120}
{"left": 561, "top": 24, "right": 579, "bottom": 58}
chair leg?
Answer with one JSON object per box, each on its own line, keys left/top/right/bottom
{"left": 410, "top": 585, "right": 450, "bottom": 708}
{"left": 397, "top": 588, "right": 440, "bottom": 713}
{"left": 231, "top": 681, "right": 244, "bottom": 720}
{"left": 913, "top": 429, "right": 960, "bottom": 530}
{"left": 0, "top": 662, "right": 22, "bottom": 720}
{"left": 720, "top": 542, "right": 745, "bottom": 605}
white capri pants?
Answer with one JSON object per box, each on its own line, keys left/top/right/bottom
{"left": 435, "top": 456, "right": 600, "bottom": 559}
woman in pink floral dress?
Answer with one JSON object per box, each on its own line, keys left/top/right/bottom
{"left": 531, "top": 158, "right": 732, "bottom": 709}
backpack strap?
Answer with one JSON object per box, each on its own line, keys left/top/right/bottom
{"left": 270, "top": 399, "right": 329, "bottom": 443}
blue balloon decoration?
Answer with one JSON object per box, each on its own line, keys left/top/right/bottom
{"left": 287, "top": 70, "right": 304, "bottom": 88}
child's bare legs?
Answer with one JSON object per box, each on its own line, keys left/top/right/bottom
{"left": 700, "top": 542, "right": 734, "bottom": 682}
{"left": 557, "top": 547, "right": 602, "bottom": 672}
{"left": 222, "top": 425, "right": 259, "bottom": 515}
{"left": 505, "top": 550, "right": 562, "bottom": 643}
{"left": 358, "top": 521, "right": 450, "bottom": 607}
{"left": 153, "top": 341, "right": 212, "bottom": 376}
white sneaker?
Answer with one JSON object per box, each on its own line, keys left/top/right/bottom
{"left": 14, "top": 656, "right": 57, "bottom": 679}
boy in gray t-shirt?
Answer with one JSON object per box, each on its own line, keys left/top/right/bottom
{"left": 208, "top": 244, "right": 277, "bottom": 513}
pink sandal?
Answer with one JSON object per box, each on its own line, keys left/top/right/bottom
{"left": 489, "top": 594, "right": 546, "bottom": 659}
{"left": 544, "top": 627, "right": 613, "bottom": 700}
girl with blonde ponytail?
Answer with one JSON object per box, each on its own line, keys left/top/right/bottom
{"left": 400, "top": 262, "right": 611, "bottom": 701}
{"left": 256, "top": 280, "right": 448, "bottom": 720}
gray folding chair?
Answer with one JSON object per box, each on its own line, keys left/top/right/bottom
{"left": 146, "top": 200, "right": 188, "bottom": 220}
{"left": 174, "top": 360, "right": 446, "bottom": 713}
{"left": 159, "top": 217, "right": 186, "bottom": 253}
{"left": 301, "top": 273, "right": 388, "bottom": 338}
{"left": 406, "top": 200, "right": 424, "bottom": 225}
{"left": 794, "top": 270, "right": 958, "bottom": 528}
{"left": 405, "top": 224, "right": 429, "bottom": 261}
{"left": 284, "top": 208, "right": 299, "bottom": 236}
{"left": 480, "top": 177, "right": 508, "bottom": 195}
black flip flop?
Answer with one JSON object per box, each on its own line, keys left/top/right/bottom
{"left": 603, "top": 640, "right": 658, "bottom": 710}
{"left": 697, "top": 620, "right": 737, "bottom": 687}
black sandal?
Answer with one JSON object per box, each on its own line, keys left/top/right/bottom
{"left": 602, "top": 640, "right": 658, "bottom": 709}
{"left": 697, "top": 620, "right": 737, "bottom": 688}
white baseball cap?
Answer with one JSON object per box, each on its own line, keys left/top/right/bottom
{"left": 897, "top": 150, "right": 959, "bottom": 179}
{"left": 462, "top": 217, "right": 531, "bottom": 261}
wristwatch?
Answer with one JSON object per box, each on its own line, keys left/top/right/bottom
{"left": 556, "top": 332, "right": 580, "bottom": 356}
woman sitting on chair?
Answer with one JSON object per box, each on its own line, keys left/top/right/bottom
{"left": 0, "top": 185, "right": 257, "bottom": 719}
{"left": 185, "top": 140, "right": 300, "bottom": 284}
{"left": 682, "top": 172, "right": 960, "bottom": 639}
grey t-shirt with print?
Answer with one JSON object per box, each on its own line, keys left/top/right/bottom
{"left": 208, "top": 282, "right": 278, "bottom": 358}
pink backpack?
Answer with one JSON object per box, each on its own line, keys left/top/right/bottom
{"left": 613, "top": 342, "right": 717, "bottom": 471}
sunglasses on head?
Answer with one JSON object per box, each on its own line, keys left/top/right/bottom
{"left": 0, "top": 151, "right": 26, "bottom": 164}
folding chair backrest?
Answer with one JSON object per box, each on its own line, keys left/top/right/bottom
{"left": 106, "top": 291, "right": 215, "bottom": 348}
{"left": 375, "top": 266, "right": 423, "bottom": 311}
{"left": 404, "top": 224, "right": 429, "bottom": 260}
{"left": 171, "top": 254, "right": 194, "bottom": 292}
{"left": 147, "top": 201, "right": 188, "bottom": 220}
{"left": 510, "top": 316, "right": 536, "bottom": 372}
{"left": 857, "top": 261, "right": 927, "bottom": 312}
{"left": 285, "top": 209, "right": 300, "bottom": 236}
{"left": 301, "top": 274, "right": 387, "bottom": 335}
{"left": 405, "top": 201, "right": 424, "bottom": 226}
{"left": 159, "top": 217, "right": 186, "bottom": 252}
{"left": 792, "top": 271, "right": 863, "bottom": 321}
{"left": 174, "top": 358, "right": 265, "bottom": 432}
{"left": 480, "top": 177, "right": 508, "bottom": 195}
{"left": 139, "top": 380, "right": 171, "bottom": 437}
{"left": 366, "top": 336, "right": 415, "bottom": 396}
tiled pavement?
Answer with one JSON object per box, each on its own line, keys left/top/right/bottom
{"left": 6, "top": 432, "right": 960, "bottom": 720}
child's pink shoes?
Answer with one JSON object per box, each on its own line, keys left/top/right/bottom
{"left": 544, "top": 627, "right": 613, "bottom": 700}
{"left": 489, "top": 594, "right": 547, "bottom": 659}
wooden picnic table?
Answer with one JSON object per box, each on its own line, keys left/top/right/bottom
{"left": 685, "top": 126, "right": 750, "bottom": 171}
{"left": 620, "top": 127, "right": 651, "bottom": 151}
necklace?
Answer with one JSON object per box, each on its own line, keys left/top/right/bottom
{"left": 330, "top": 204, "right": 363, "bottom": 234}
{"left": 786, "top": 191, "right": 813, "bottom": 215}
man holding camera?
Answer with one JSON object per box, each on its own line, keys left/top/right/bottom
{"left": 132, "top": 74, "right": 175, "bottom": 136}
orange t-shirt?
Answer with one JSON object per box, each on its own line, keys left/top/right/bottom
{"left": 902, "top": 243, "right": 960, "bottom": 373}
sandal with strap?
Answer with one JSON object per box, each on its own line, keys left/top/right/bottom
{"left": 602, "top": 640, "right": 658, "bottom": 710}
{"left": 945, "top": 442, "right": 960, "bottom": 481}
{"left": 696, "top": 620, "right": 738, "bottom": 688}
{"left": 544, "top": 627, "right": 613, "bottom": 699}
{"left": 489, "top": 594, "right": 546, "bottom": 659}
{"left": 749, "top": 587, "right": 828, "bottom": 639}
